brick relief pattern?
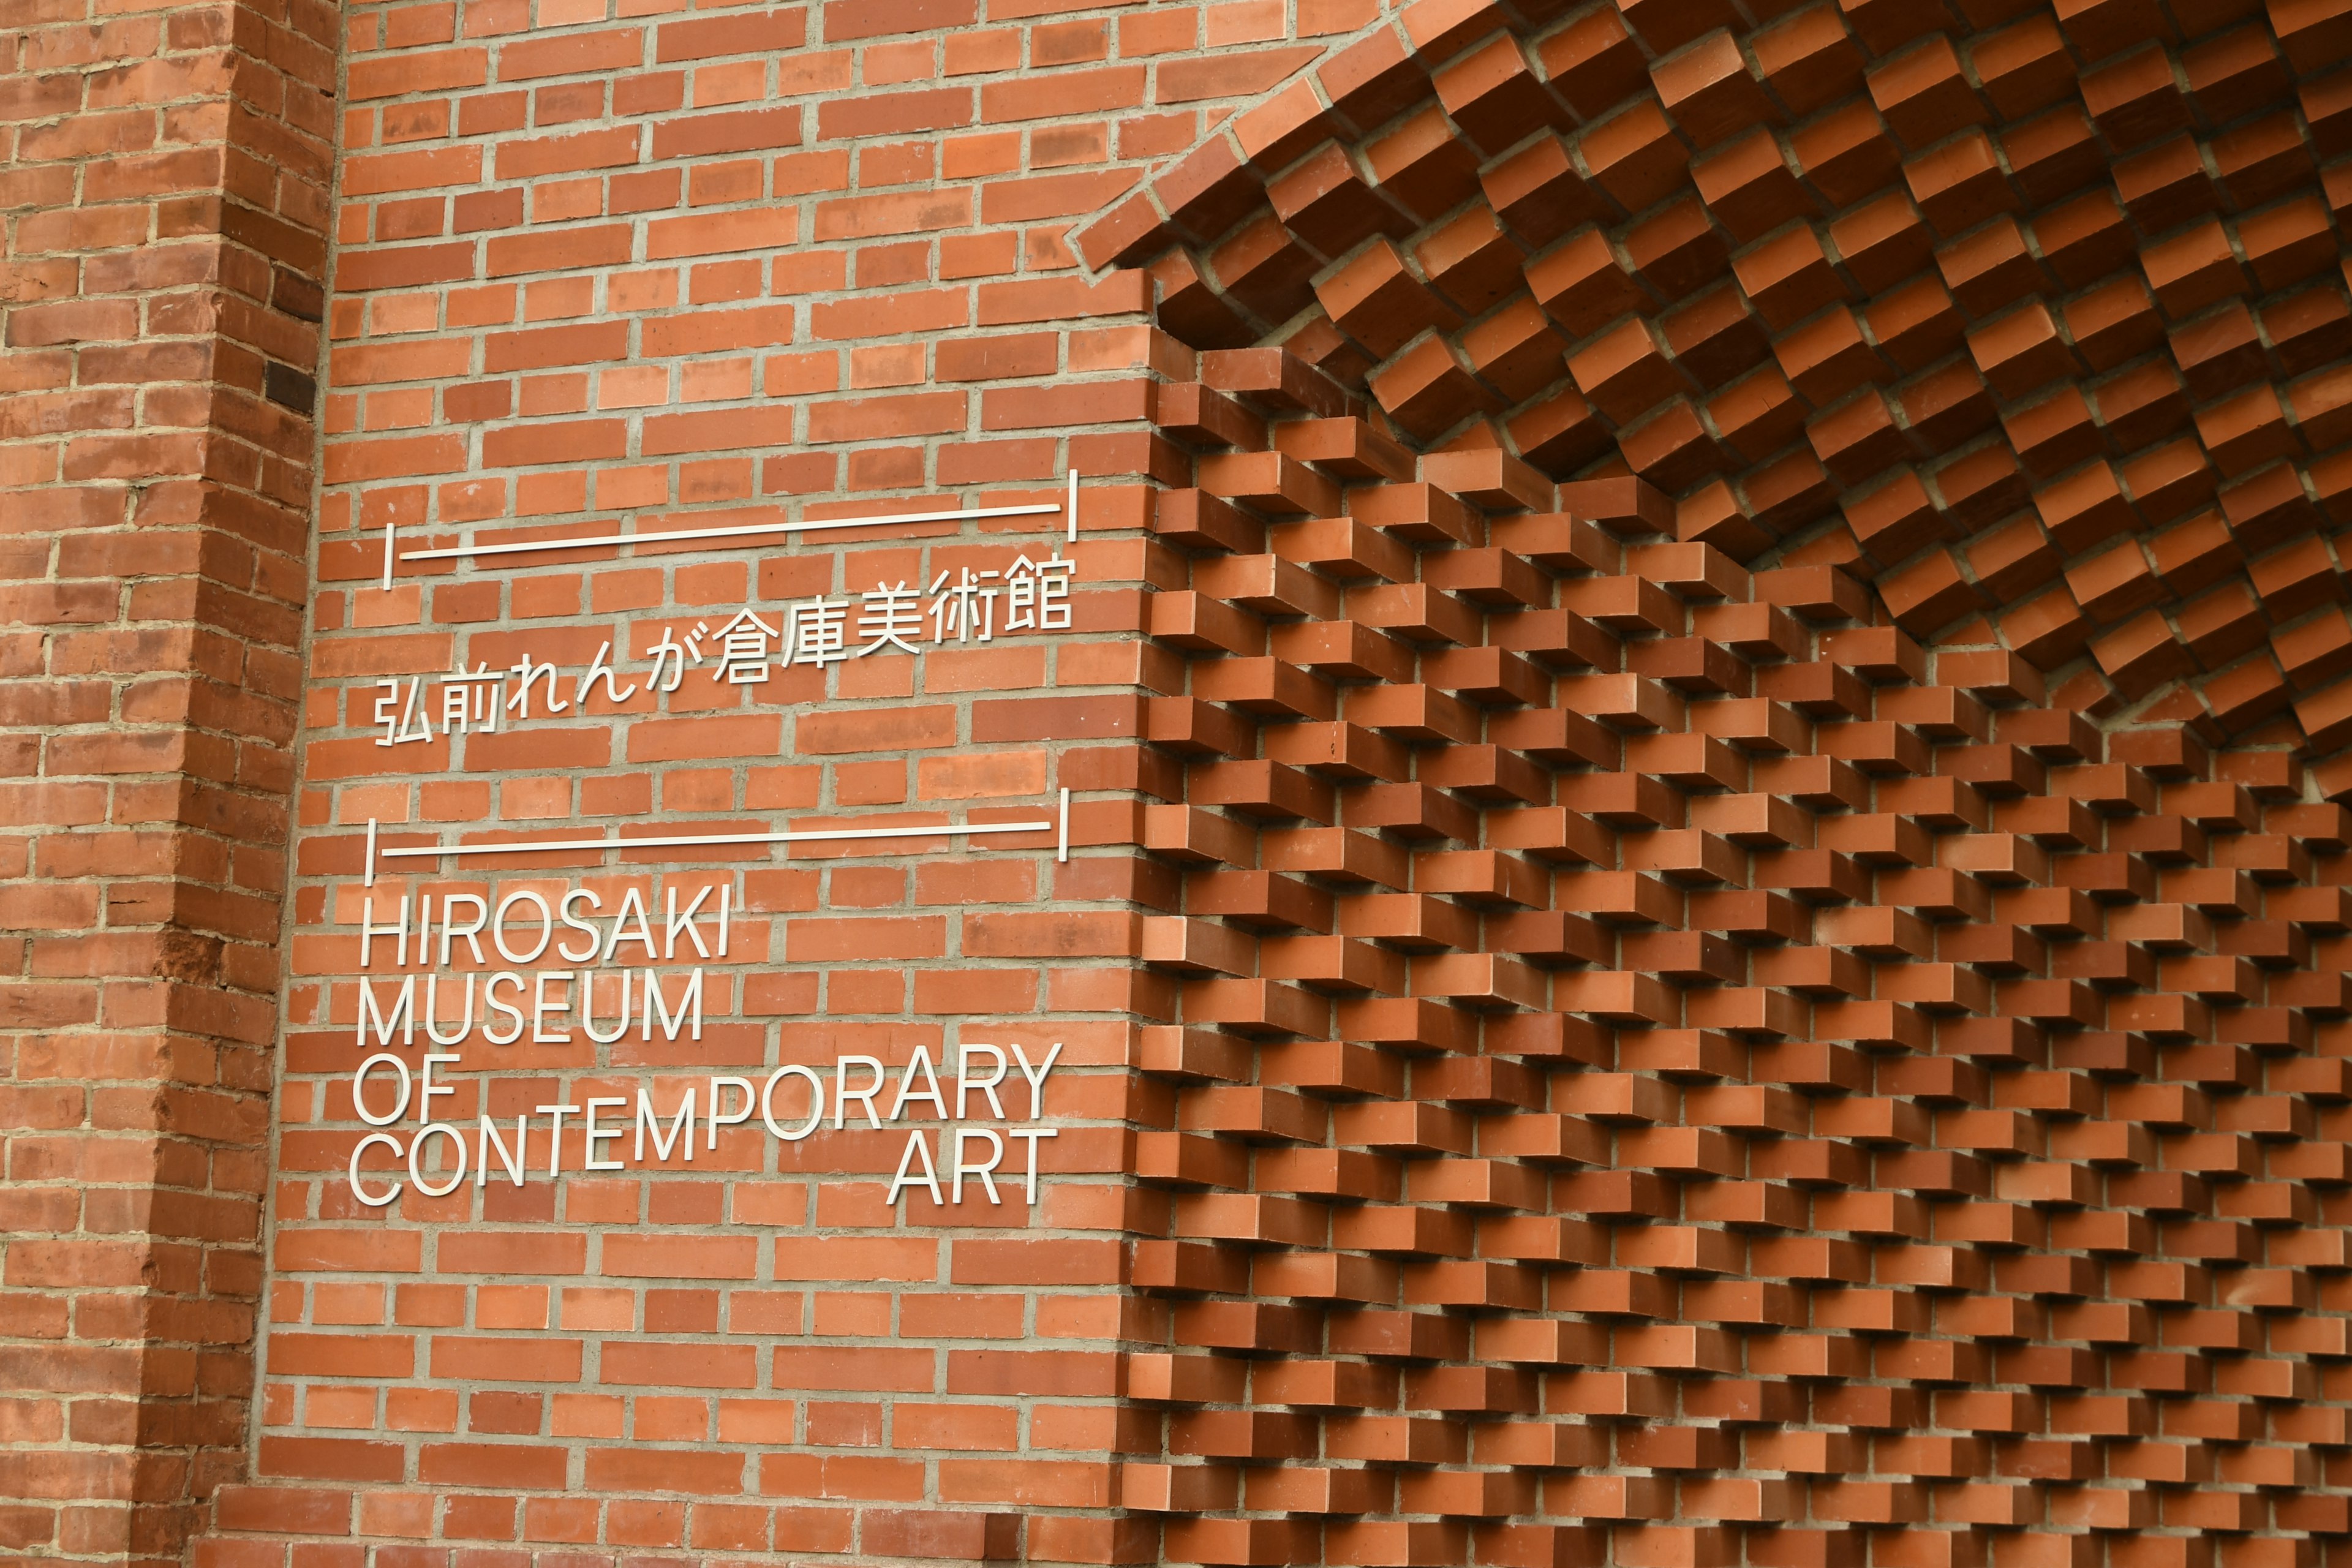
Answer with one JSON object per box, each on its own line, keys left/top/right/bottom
{"left": 1124, "top": 361, "right": 2352, "bottom": 1566}
{"left": 1077, "top": 0, "right": 2352, "bottom": 748}
{"left": 1065, "top": 0, "right": 2352, "bottom": 1556}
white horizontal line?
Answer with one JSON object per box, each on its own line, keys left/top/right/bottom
{"left": 398, "top": 502, "right": 1063, "bottom": 562}
{"left": 379, "top": 821, "right": 1057, "bottom": 859}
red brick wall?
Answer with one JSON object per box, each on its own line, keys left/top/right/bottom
{"left": 204, "top": 0, "right": 1340, "bottom": 1562}
{"left": 1, "top": 0, "right": 333, "bottom": 1556}
{"left": 13, "top": 0, "right": 2352, "bottom": 1562}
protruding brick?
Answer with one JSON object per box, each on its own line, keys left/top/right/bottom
{"left": 1828, "top": 190, "right": 1934, "bottom": 295}
{"left": 1536, "top": 6, "right": 1650, "bottom": 118}
{"left": 1971, "top": 15, "right": 2077, "bottom": 116}
{"left": 1692, "top": 128, "right": 1812, "bottom": 245}
{"left": 1751, "top": 6, "right": 1865, "bottom": 117}
{"left": 1578, "top": 99, "right": 1691, "bottom": 215}
{"left": 1651, "top": 30, "right": 1775, "bottom": 150}
{"left": 1867, "top": 36, "right": 1988, "bottom": 149}
{"left": 1417, "top": 207, "right": 1529, "bottom": 316}
{"left": 1526, "top": 228, "right": 1649, "bottom": 337}
{"left": 1208, "top": 213, "right": 1321, "bottom": 322}
{"left": 1371, "top": 334, "right": 1503, "bottom": 440}
{"left": 1365, "top": 104, "right": 1483, "bottom": 222}
{"left": 1479, "top": 134, "right": 1614, "bottom": 246}
{"left": 1314, "top": 239, "right": 1463, "bottom": 360}
{"left": 1265, "top": 142, "right": 1415, "bottom": 259}
{"left": 1999, "top": 105, "right": 2105, "bottom": 205}
{"left": 1789, "top": 101, "right": 1901, "bottom": 208}
{"left": 1904, "top": 128, "right": 2017, "bottom": 235}
{"left": 1431, "top": 35, "right": 1561, "bottom": 156}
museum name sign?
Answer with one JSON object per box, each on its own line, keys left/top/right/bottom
{"left": 340, "top": 480, "right": 1087, "bottom": 1213}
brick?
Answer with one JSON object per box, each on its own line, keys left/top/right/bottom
{"left": 654, "top": 9, "right": 803, "bottom": 60}
{"left": 645, "top": 305, "right": 797, "bottom": 357}
{"left": 1578, "top": 97, "right": 1686, "bottom": 215}
{"left": 485, "top": 224, "right": 630, "bottom": 277}
{"left": 348, "top": 48, "right": 488, "bottom": 99}
{"left": 492, "top": 128, "right": 639, "bottom": 180}
{"left": 1691, "top": 129, "right": 1811, "bottom": 247}
{"left": 1158, "top": 46, "right": 1319, "bottom": 105}
{"left": 495, "top": 28, "right": 644, "bottom": 80}
{"left": 483, "top": 320, "right": 628, "bottom": 374}
{"left": 827, "top": 0, "right": 976, "bottom": 39}
{"left": 650, "top": 106, "right": 802, "bottom": 160}
{"left": 339, "top": 146, "right": 483, "bottom": 198}
{"left": 796, "top": 706, "right": 958, "bottom": 752}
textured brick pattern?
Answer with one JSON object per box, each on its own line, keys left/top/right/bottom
{"left": 0, "top": 0, "right": 333, "bottom": 1558}
{"left": 1079, "top": 0, "right": 2352, "bottom": 750}
{"left": 1119, "top": 406, "right": 2352, "bottom": 1568}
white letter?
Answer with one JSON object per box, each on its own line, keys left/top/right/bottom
{"left": 532, "top": 970, "right": 573, "bottom": 1044}
{"left": 707, "top": 1076, "right": 755, "bottom": 1150}
{"left": 537, "top": 1102, "right": 580, "bottom": 1177}
{"left": 889, "top": 1046, "right": 946, "bottom": 1122}
{"left": 353, "top": 1054, "right": 410, "bottom": 1126}
{"left": 886, "top": 1128, "right": 943, "bottom": 1206}
{"left": 483, "top": 971, "right": 526, "bottom": 1045}
{"left": 602, "top": 888, "right": 656, "bottom": 961}
{"left": 356, "top": 974, "right": 415, "bottom": 1049}
{"left": 417, "top": 1052, "right": 458, "bottom": 1125}
{"left": 641, "top": 968, "right": 704, "bottom": 1042}
{"left": 478, "top": 1115, "right": 526, "bottom": 1188}
{"left": 762, "top": 1065, "right": 823, "bottom": 1140}
{"left": 439, "top": 894, "right": 487, "bottom": 965}
{"left": 635, "top": 1088, "right": 695, "bottom": 1164}
{"left": 665, "top": 884, "right": 714, "bottom": 959}
{"left": 581, "top": 970, "right": 631, "bottom": 1044}
{"left": 834, "top": 1056, "right": 884, "bottom": 1129}
{"left": 582, "top": 1097, "right": 626, "bottom": 1170}
{"left": 557, "top": 887, "right": 602, "bottom": 962}
{"left": 409, "top": 1122, "right": 467, "bottom": 1197}
{"left": 423, "top": 973, "right": 473, "bottom": 1047}
{"left": 349, "top": 1131, "right": 404, "bottom": 1206}
{"left": 952, "top": 1126, "right": 1004, "bottom": 1205}
{"left": 361, "top": 896, "right": 409, "bottom": 970}
{"left": 957, "top": 1044, "right": 1007, "bottom": 1120}
{"left": 1009, "top": 1126, "right": 1058, "bottom": 1203}
{"left": 494, "top": 890, "right": 552, "bottom": 963}
{"left": 1011, "top": 1042, "right": 1063, "bottom": 1118}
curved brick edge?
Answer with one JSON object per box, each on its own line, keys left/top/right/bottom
{"left": 1077, "top": 0, "right": 2352, "bottom": 764}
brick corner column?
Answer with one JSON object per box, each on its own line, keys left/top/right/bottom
{"left": 0, "top": 0, "right": 336, "bottom": 1558}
